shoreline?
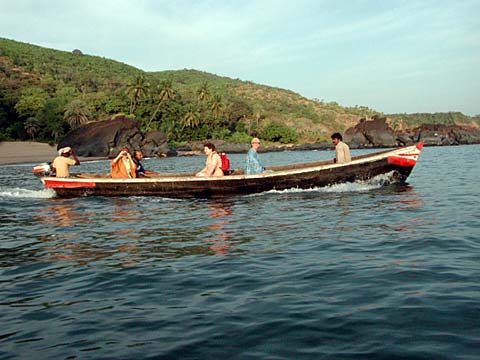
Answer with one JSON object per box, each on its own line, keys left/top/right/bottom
{"left": 0, "top": 141, "right": 106, "bottom": 165}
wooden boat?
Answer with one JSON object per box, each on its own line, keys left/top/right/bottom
{"left": 34, "top": 143, "right": 424, "bottom": 198}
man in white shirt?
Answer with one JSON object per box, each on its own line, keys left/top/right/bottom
{"left": 331, "top": 133, "right": 351, "bottom": 164}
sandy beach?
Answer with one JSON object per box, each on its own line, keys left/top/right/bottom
{"left": 0, "top": 141, "right": 105, "bottom": 165}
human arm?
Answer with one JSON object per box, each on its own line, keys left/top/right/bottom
{"left": 112, "top": 150, "right": 134, "bottom": 164}
{"left": 195, "top": 164, "right": 208, "bottom": 177}
{"left": 71, "top": 149, "right": 80, "bottom": 165}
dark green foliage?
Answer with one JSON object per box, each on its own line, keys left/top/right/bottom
{"left": 259, "top": 122, "right": 298, "bottom": 143}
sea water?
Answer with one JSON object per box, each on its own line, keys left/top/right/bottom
{"left": 0, "top": 145, "right": 479, "bottom": 359}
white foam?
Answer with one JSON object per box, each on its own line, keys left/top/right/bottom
{"left": 130, "top": 196, "right": 186, "bottom": 203}
{"left": 258, "top": 172, "right": 397, "bottom": 196}
{"left": 0, "top": 188, "right": 56, "bottom": 199}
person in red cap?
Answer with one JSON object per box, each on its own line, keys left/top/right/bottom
{"left": 53, "top": 147, "right": 80, "bottom": 177}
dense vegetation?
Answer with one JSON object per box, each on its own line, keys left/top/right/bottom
{"left": 1, "top": 37, "right": 478, "bottom": 146}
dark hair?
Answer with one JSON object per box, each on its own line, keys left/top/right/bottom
{"left": 203, "top": 142, "right": 216, "bottom": 151}
{"left": 331, "top": 133, "right": 343, "bottom": 141}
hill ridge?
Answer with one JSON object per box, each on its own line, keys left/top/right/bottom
{"left": 1, "top": 37, "right": 477, "bottom": 145}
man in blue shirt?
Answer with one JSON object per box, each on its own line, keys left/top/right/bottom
{"left": 245, "top": 137, "right": 265, "bottom": 175}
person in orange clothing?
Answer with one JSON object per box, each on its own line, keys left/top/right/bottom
{"left": 111, "top": 147, "right": 137, "bottom": 178}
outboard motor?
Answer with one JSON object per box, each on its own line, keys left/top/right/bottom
{"left": 32, "top": 162, "right": 54, "bottom": 177}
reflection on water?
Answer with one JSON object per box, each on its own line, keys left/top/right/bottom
{"left": 36, "top": 200, "right": 85, "bottom": 228}
{"left": 392, "top": 185, "right": 424, "bottom": 210}
{"left": 205, "top": 201, "right": 234, "bottom": 255}
{"left": 32, "top": 199, "right": 144, "bottom": 267}
{"left": 27, "top": 198, "right": 244, "bottom": 267}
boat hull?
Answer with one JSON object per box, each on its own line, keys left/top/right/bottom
{"left": 40, "top": 144, "right": 423, "bottom": 198}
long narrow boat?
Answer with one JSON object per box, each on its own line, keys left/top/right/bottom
{"left": 34, "top": 143, "right": 424, "bottom": 198}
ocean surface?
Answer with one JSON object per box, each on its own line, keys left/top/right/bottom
{"left": 0, "top": 145, "right": 479, "bottom": 360}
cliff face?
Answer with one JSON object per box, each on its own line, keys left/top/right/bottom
{"left": 58, "top": 116, "right": 168, "bottom": 157}
{"left": 344, "top": 117, "right": 480, "bottom": 148}
{"left": 345, "top": 117, "right": 396, "bottom": 148}
{"left": 396, "top": 123, "right": 480, "bottom": 146}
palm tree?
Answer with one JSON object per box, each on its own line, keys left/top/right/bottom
{"left": 64, "top": 100, "right": 92, "bottom": 129}
{"left": 210, "top": 94, "right": 223, "bottom": 121}
{"left": 197, "top": 81, "right": 211, "bottom": 103}
{"left": 182, "top": 107, "right": 200, "bottom": 129}
{"left": 24, "top": 117, "right": 40, "bottom": 141}
{"left": 147, "top": 79, "right": 176, "bottom": 130}
{"left": 126, "top": 75, "right": 149, "bottom": 114}
{"left": 50, "top": 123, "right": 64, "bottom": 143}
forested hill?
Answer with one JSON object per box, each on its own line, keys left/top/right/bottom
{"left": 0, "top": 37, "right": 478, "bottom": 146}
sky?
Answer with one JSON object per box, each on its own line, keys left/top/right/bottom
{"left": 1, "top": 0, "right": 479, "bottom": 116}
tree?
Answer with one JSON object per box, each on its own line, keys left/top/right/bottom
{"left": 14, "top": 87, "right": 48, "bottom": 118}
{"left": 64, "top": 99, "right": 92, "bottom": 129}
{"left": 24, "top": 117, "right": 40, "bottom": 141}
{"left": 126, "top": 75, "right": 149, "bottom": 114}
{"left": 259, "top": 121, "right": 298, "bottom": 143}
{"left": 197, "top": 81, "right": 211, "bottom": 102}
{"left": 210, "top": 94, "right": 223, "bottom": 121}
{"left": 183, "top": 107, "right": 200, "bottom": 129}
{"left": 147, "top": 79, "right": 176, "bottom": 130}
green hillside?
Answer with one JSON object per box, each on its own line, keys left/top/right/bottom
{"left": 1, "top": 37, "right": 477, "bottom": 146}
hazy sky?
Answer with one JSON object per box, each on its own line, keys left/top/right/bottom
{"left": 1, "top": 0, "right": 479, "bottom": 115}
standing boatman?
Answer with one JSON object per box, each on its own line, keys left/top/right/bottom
{"left": 331, "top": 133, "right": 351, "bottom": 164}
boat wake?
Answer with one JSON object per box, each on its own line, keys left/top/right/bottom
{"left": 261, "top": 172, "right": 397, "bottom": 196}
{"left": 0, "top": 187, "right": 56, "bottom": 199}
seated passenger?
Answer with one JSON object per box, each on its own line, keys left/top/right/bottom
{"left": 111, "top": 148, "right": 137, "bottom": 178}
{"left": 133, "top": 150, "right": 159, "bottom": 177}
{"left": 195, "top": 143, "right": 224, "bottom": 177}
{"left": 245, "top": 137, "right": 265, "bottom": 175}
{"left": 331, "top": 133, "right": 351, "bottom": 164}
{"left": 52, "top": 146, "right": 80, "bottom": 177}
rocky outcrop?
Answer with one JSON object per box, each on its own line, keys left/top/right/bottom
{"left": 396, "top": 123, "right": 480, "bottom": 146}
{"left": 344, "top": 117, "right": 480, "bottom": 148}
{"left": 58, "top": 116, "right": 169, "bottom": 157}
{"left": 344, "top": 116, "right": 396, "bottom": 148}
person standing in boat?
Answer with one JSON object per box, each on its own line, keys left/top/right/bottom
{"left": 245, "top": 137, "right": 265, "bottom": 175}
{"left": 196, "top": 143, "right": 224, "bottom": 177}
{"left": 111, "top": 147, "right": 137, "bottom": 178}
{"left": 52, "top": 146, "right": 80, "bottom": 177}
{"left": 331, "top": 133, "right": 351, "bottom": 164}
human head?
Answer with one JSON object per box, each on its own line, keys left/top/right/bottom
{"left": 203, "top": 142, "right": 216, "bottom": 155}
{"left": 58, "top": 146, "right": 72, "bottom": 157}
{"left": 134, "top": 150, "right": 143, "bottom": 160}
{"left": 251, "top": 137, "right": 261, "bottom": 150}
{"left": 331, "top": 133, "right": 343, "bottom": 145}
